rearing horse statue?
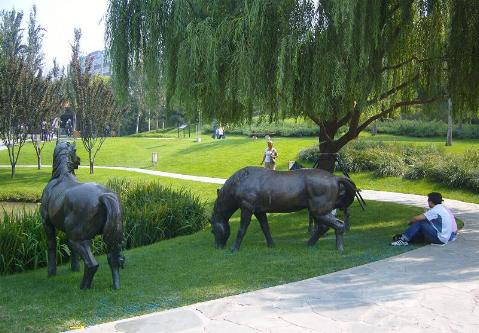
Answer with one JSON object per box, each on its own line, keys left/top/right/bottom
{"left": 211, "top": 167, "right": 357, "bottom": 252}
{"left": 41, "top": 142, "right": 123, "bottom": 289}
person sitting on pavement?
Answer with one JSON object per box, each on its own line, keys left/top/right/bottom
{"left": 391, "top": 192, "right": 455, "bottom": 246}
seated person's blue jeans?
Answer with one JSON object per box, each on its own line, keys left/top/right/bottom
{"left": 403, "top": 219, "right": 444, "bottom": 244}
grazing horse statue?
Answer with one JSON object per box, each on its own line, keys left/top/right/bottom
{"left": 211, "top": 167, "right": 357, "bottom": 252}
{"left": 41, "top": 141, "right": 123, "bottom": 289}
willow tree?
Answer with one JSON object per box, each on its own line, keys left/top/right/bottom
{"left": 107, "top": 0, "right": 479, "bottom": 171}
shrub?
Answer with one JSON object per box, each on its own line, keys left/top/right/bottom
{"left": 208, "top": 120, "right": 320, "bottom": 137}
{"left": 0, "top": 210, "right": 69, "bottom": 274}
{"left": 298, "top": 139, "right": 479, "bottom": 192}
{"left": 1, "top": 180, "right": 208, "bottom": 275}
{"left": 107, "top": 179, "right": 208, "bottom": 249}
{"left": 371, "top": 119, "right": 479, "bottom": 139}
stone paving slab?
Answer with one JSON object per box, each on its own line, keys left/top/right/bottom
{"left": 66, "top": 190, "right": 479, "bottom": 333}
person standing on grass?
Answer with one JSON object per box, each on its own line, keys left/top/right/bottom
{"left": 260, "top": 140, "right": 278, "bottom": 170}
{"left": 391, "top": 192, "right": 455, "bottom": 246}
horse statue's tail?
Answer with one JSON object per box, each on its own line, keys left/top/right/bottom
{"left": 100, "top": 192, "right": 123, "bottom": 247}
{"left": 100, "top": 192, "right": 123, "bottom": 289}
{"left": 336, "top": 176, "right": 357, "bottom": 209}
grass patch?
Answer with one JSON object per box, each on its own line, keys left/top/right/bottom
{"left": 0, "top": 200, "right": 422, "bottom": 332}
{"left": 0, "top": 135, "right": 317, "bottom": 178}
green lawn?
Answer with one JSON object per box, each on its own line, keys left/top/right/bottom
{"left": 0, "top": 199, "right": 423, "bottom": 332}
{"left": 1, "top": 132, "right": 479, "bottom": 203}
{"left": 0, "top": 135, "right": 317, "bottom": 178}
{"left": 0, "top": 168, "right": 220, "bottom": 203}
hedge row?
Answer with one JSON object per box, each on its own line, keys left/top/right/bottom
{"left": 205, "top": 121, "right": 320, "bottom": 137}
{"left": 372, "top": 119, "right": 479, "bottom": 139}
{"left": 299, "top": 140, "right": 479, "bottom": 192}
{"left": 0, "top": 181, "right": 208, "bottom": 275}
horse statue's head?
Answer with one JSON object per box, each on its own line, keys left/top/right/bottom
{"left": 52, "top": 141, "right": 80, "bottom": 178}
{"left": 210, "top": 197, "right": 230, "bottom": 249}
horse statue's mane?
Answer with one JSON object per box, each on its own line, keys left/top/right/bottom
{"left": 51, "top": 142, "right": 75, "bottom": 180}
{"left": 218, "top": 167, "right": 252, "bottom": 199}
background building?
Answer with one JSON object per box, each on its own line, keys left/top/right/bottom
{"left": 80, "top": 50, "right": 111, "bottom": 77}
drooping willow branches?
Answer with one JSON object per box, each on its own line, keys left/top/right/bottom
{"left": 106, "top": 0, "right": 479, "bottom": 169}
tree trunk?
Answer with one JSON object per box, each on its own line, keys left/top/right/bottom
{"left": 148, "top": 109, "right": 151, "bottom": 132}
{"left": 371, "top": 122, "right": 377, "bottom": 136}
{"left": 33, "top": 142, "right": 42, "bottom": 170}
{"left": 317, "top": 129, "right": 339, "bottom": 173}
{"left": 135, "top": 113, "right": 140, "bottom": 134}
{"left": 89, "top": 151, "right": 94, "bottom": 174}
{"left": 316, "top": 145, "right": 337, "bottom": 172}
{"left": 446, "top": 98, "right": 453, "bottom": 146}
{"left": 11, "top": 162, "right": 16, "bottom": 178}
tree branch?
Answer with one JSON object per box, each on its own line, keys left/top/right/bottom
{"left": 334, "top": 105, "right": 361, "bottom": 149}
{"left": 358, "top": 95, "right": 447, "bottom": 133}
{"left": 305, "top": 111, "right": 333, "bottom": 142}
{"left": 381, "top": 55, "right": 445, "bottom": 72}
{"left": 367, "top": 74, "right": 420, "bottom": 106}
{"left": 337, "top": 113, "right": 352, "bottom": 128}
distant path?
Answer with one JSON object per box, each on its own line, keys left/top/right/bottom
{"left": 0, "top": 164, "right": 226, "bottom": 184}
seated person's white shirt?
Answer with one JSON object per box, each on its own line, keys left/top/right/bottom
{"left": 424, "top": 204, "right": 453, "bottom": 243}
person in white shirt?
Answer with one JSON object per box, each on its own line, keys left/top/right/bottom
{"left": 260, "top": 140, "right": 278, "bottom": 170}
{"left": 391, "top": 192, "right": 454, "bottom": 246}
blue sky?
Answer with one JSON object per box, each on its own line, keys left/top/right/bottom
{"left": 0, "top": 0, "right": 108, "bottom": 69}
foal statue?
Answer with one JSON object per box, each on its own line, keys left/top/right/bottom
{"left": 211, "top": 166, "right": 357, "bottom": 252}
{"left": 41, "top": 142, "right": 123, "bottom": 289}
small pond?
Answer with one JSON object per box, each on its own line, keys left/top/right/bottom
{"left": 0, "top": 202, "right": 40, "bottom": 214}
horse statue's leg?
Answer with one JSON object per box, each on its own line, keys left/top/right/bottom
{"left": 42, "top": 219, "right": 57, "bottom": 276}
{"left": 67, "top": 243, "right": 80, "bottom": 272}
{"left": 254, "top": 212, "right": 275, "bottom": 247}
{"left": 343, "top": 207, "right": 351, "bottom": 231}
{"left": 231, "top": 208, "right": 253, "bottom": 252}
{"left": 69, "top": 239, "right": 99, "bottom": 289}
{"left": 308, "top": 212, "right": 316, "bottom": 235}
{"left": 107, "top": 245, "right": 122, "bottom": 290}
{"left": 306, "top": 222, "right": 330, "bottom": 247}
{"left": 307, "top": 212, "right": 346, "bottom": 251}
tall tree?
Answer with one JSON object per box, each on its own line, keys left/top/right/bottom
{"left": 68, "top": 29, "right": 124, "bottom": 174}
{"left": 0, "top": 9, "right": 28, "bottom": 177}
{"left": 29, "top": 61, "right": 65, "bottom": 169}
{"left": 107, "top": 0, "right": 479, "bottom": 171}
{"left": 23, "top": 7, "right": 64, "bottom": 169}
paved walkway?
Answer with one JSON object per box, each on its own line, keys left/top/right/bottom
{"left": 0, "top": 164, "right": 227, "bottom": 184}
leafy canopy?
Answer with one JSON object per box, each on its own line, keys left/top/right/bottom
{"left": 106, "top": 0, "right": 479, "bottom": 134}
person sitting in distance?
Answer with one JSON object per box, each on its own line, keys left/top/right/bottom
{"left": 391, "top": 192, "right": 456, "bottom": 246}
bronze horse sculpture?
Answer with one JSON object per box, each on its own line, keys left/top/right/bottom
{"left": 211, "top": 167, "right": 357, "bottom": 252}
{"left": 41, "top": 142, "right": 123, "bottom": 289}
